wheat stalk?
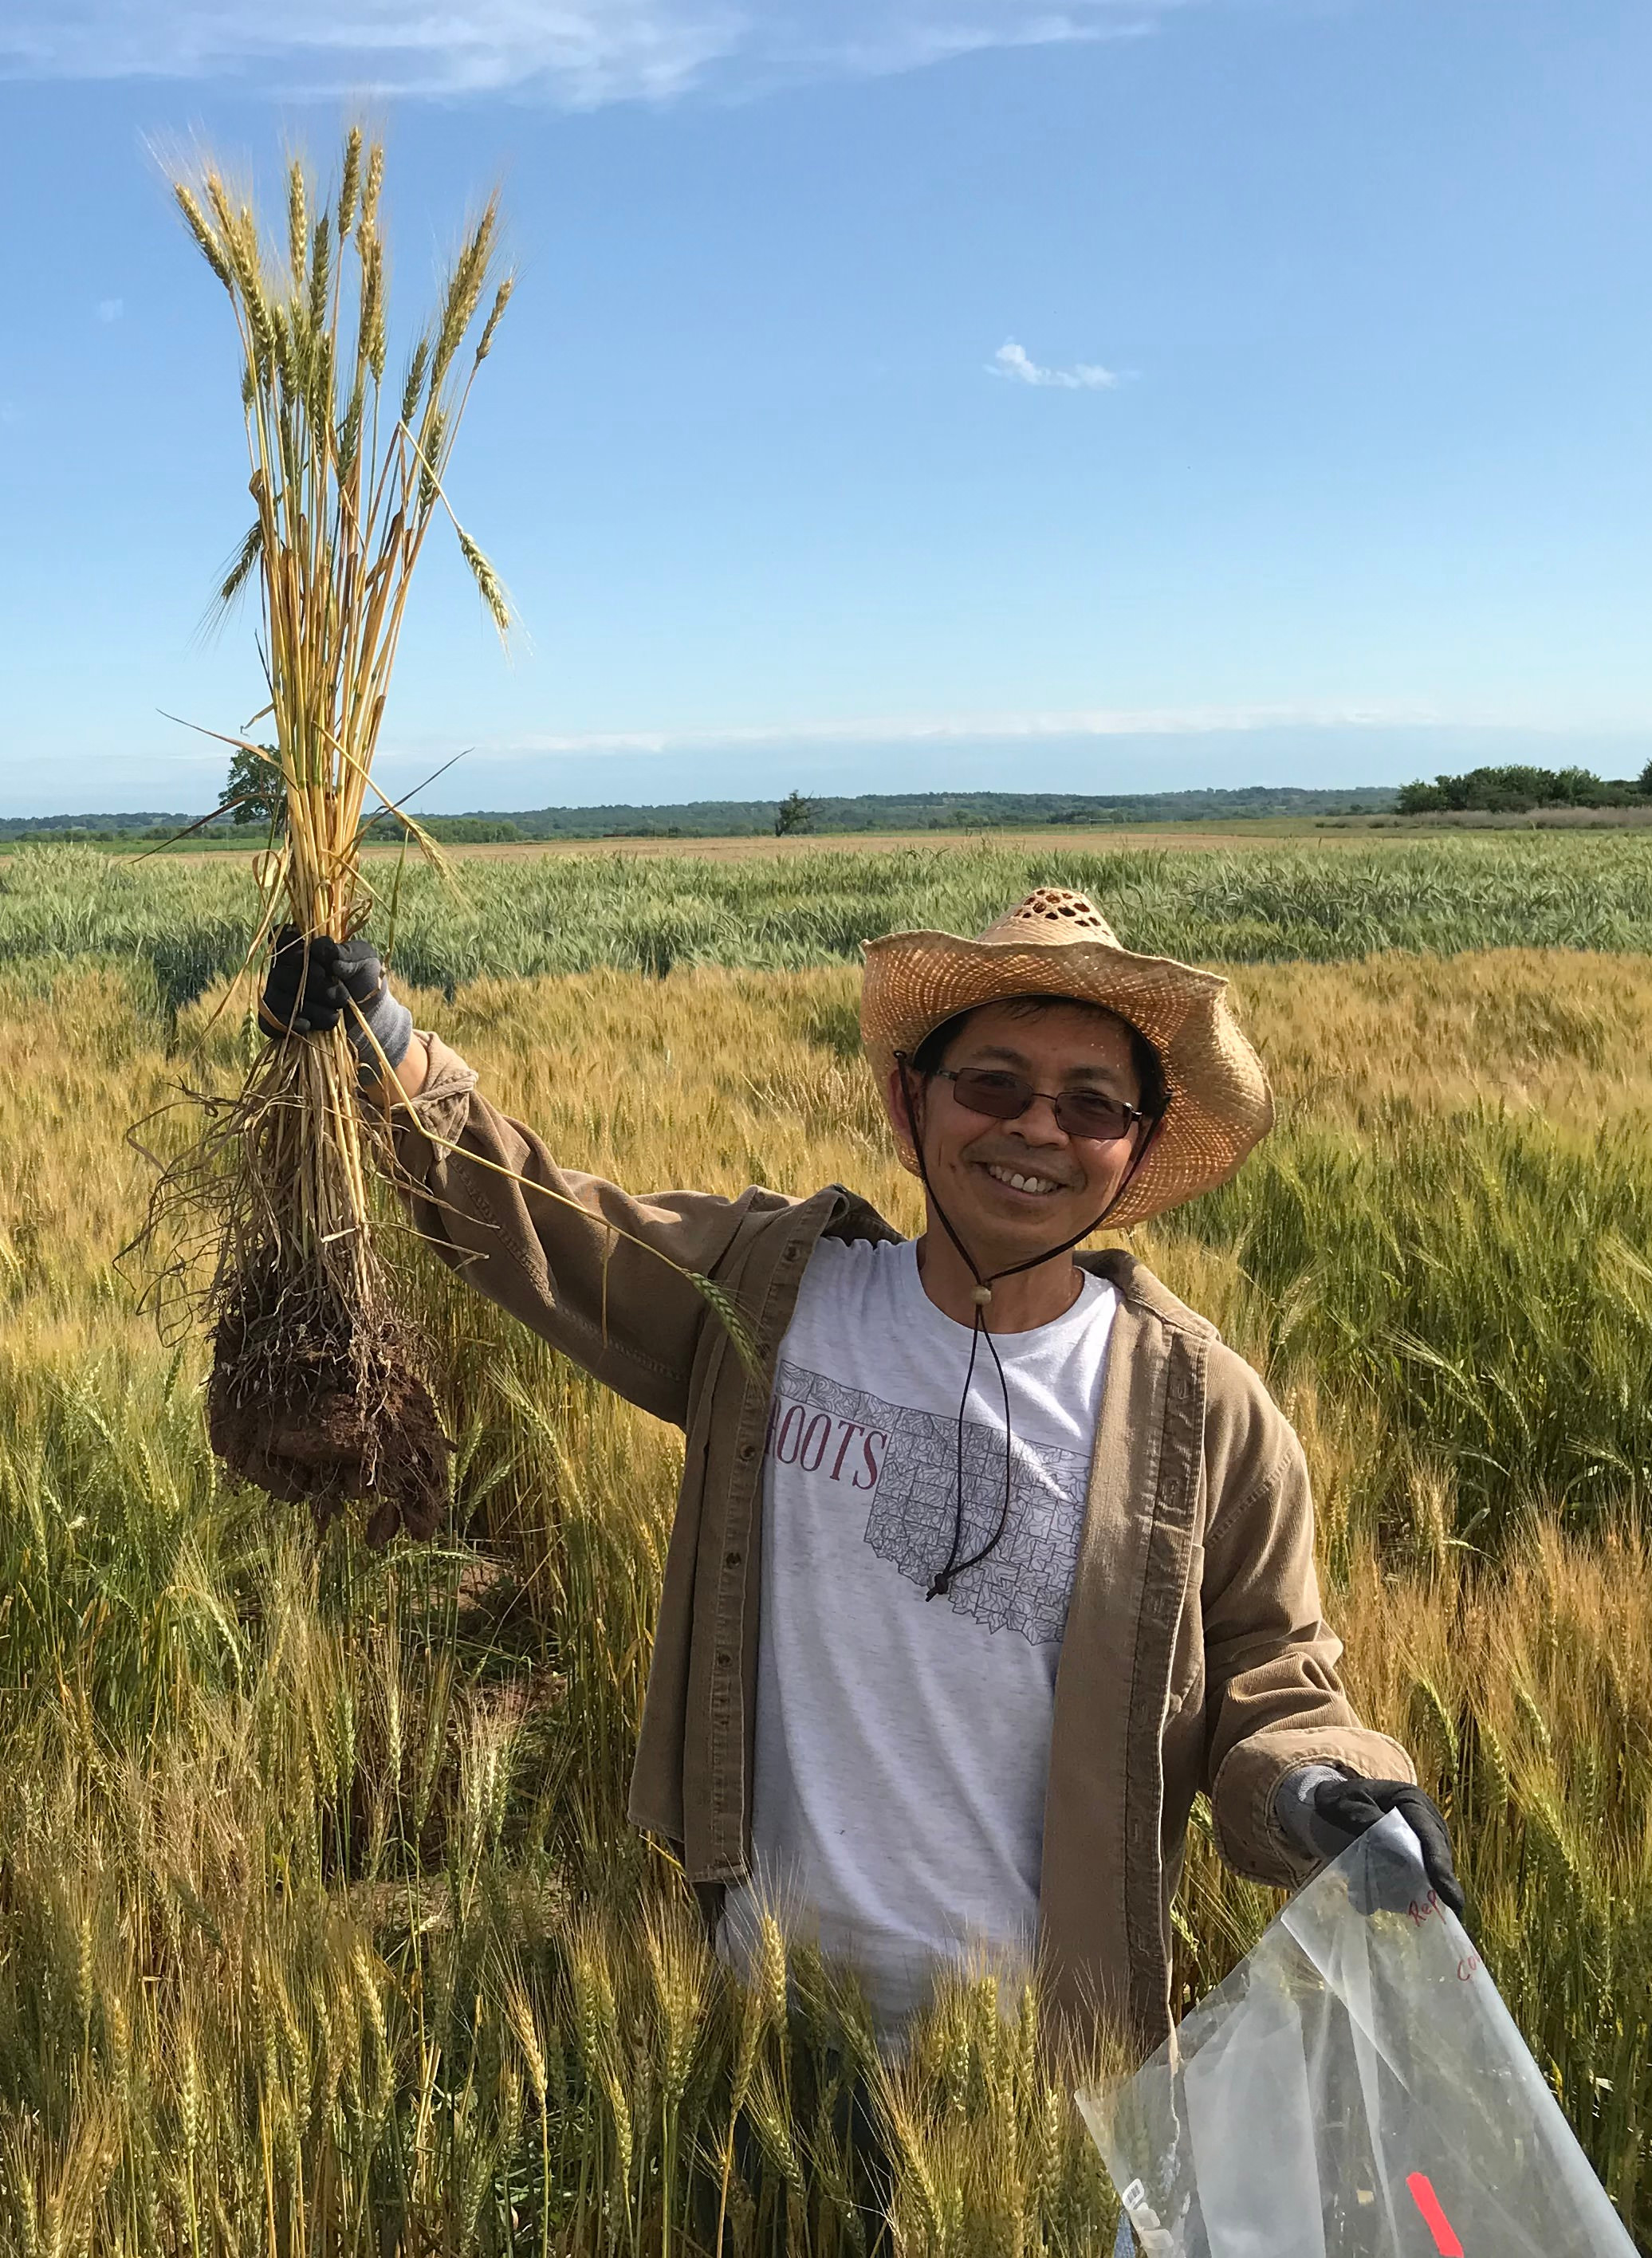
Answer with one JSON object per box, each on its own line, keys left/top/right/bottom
{"left": 167, "top": 131, "right": 512, "bottom": 1540}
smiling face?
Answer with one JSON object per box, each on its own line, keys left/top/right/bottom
{"left": 886, "top": 998, "right": 1155, "bottom": 1275}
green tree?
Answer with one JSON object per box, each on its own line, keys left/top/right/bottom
{"left": 221, "top": 745, "right": 285, "bottom": 830}
{"left": 1398, "top": 765, "right": 1617, "bottom": 817}
{"left": 1397, "top": 779, "right": 1446, "bottom": 813}
{"left": 773, "top": 789, "right": 817, "bottom": 836}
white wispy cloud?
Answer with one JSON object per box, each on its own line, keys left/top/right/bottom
{"left": 989, "top": 337, "right": 1118, "bottom": 390}
{"left": 150, "top": 701, "right": 1438, "bottom": 776}
{"left": 470, "top": 700, "right": 1452, "bottom": 758}
{"left": 0, "top": 1, "right": 1186, "bottom": 103}
{"left": 96, "top": 297, "right": 125, "bottom": 323}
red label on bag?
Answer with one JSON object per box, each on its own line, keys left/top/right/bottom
{"left": 1406, "top": 2173, "right": 1465, "bottom": 2257}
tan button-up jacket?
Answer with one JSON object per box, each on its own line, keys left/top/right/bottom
{"left": 395, "top": 1033, "right": 1412, "bottom": 2050}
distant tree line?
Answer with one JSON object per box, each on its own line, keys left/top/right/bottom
{"left": 1397, "top": 764, "right": 1652, "bottom": 815}
{"left": 3, "top": 783, "right": 1402, "bottom": 848}
{"left": 28, "top": 772, "right": 1652, "bottom": 847}
{"left": 0, "top": 813, "right": 196, "bottom": 840}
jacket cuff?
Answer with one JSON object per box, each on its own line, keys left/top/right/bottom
{"left": 410, "top": 1029, "right": 479, "bottom": 1100}
{"left": 386, "top": 1033, "right": 480, "bottom": 1166}
{"left": 1213, "top": 1725, "right": 1416, "bottom": 1887}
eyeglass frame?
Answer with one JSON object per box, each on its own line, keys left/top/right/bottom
{"left": 920, "top": 1061, "right": 1152, "bottom": 1145}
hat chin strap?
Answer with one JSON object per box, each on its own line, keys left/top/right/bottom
{"left": 895, "top": 1052, "right": 1156, "bottom": 1599}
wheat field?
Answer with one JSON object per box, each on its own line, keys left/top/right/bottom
{"left": 0, "top": 842, "right": 1648, "bottom": 2251}
{"left": 7, "top": 832, "right": 1652, "bottom": 1005}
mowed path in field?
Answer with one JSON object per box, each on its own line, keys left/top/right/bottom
{"left": 170, "top": 823, "right": 1306, "bottom": 865}
{"left": 170, "top": 809, "right": 1652, "bottom": 864}
{"left": 167, "top": 820, "right": 1611, "bottom": 865}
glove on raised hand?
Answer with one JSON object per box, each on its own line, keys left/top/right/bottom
{"left": 259, "top": 926, "right": 413, "bottom": 1077}
{"left": 1276, "top": 1764, "right": 1465, "bottom": 1918}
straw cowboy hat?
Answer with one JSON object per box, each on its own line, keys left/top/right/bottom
{"left": 859, "top": 885, "right": 1274, "bottom": 1229}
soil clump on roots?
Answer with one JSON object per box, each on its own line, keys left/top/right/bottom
{"left": 208, "top": 1274, "right": 450, "bottom": 1546}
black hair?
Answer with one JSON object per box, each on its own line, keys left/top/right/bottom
{"left": 909, "top": 994, "right": 1168, "bottom": 1121}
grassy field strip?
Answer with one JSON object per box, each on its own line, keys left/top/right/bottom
{"left": 0, "top": 934, "right": 1647, "bottom": 2252}
{"left": 182, "top": 824, "right": 1501, "bottom": 861}
{"left": 6, "top": 834, "right": 1652, "bottom": 1008}
{"left": 303, "top": 827, "right": 1334, "bottom": 860}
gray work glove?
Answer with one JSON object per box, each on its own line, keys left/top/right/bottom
{"left": 259, "top": 925, "right": 412, "bottom": 1077}
{"left": 1276, "top": 1763, "right": 1465, "bottom": 1919}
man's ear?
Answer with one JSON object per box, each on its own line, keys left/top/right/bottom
{"left": 885, "top": 1060, "right": 923, "bottom": 1166}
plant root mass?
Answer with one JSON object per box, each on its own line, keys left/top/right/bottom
{"left": 208, "top": 1285, "right": 449, "bottom": 1546}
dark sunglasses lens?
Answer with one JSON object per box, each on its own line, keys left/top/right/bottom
{"left": 950, "top": 1068, "right": 1032, "bottom": 1120}
{"left": 1056, "top": 1092, "right": 1134, "bottom": 1141}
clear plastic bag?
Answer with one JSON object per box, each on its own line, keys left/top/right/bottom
{"left": 1078, "top": 1812, "right": 1635, "bottom": 2258}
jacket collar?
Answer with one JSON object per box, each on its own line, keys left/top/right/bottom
{"left": 1082, "top": 1248, "right": 1221, "bottom": 1341}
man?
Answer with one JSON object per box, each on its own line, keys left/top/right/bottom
{"left": 264, "top": 885, "right": 1461, "bottom": 2049}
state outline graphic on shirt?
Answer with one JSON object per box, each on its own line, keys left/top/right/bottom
{"left": 768, "top": 1359, "right": 1089, "bottom": 1645}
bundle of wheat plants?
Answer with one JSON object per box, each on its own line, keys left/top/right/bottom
{"left": 168, "top": 129, "right": 511, "bottom": 1541}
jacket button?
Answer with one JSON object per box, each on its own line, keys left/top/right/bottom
{"left": 738, "top": 1441, "right": 756, "bottom": 1461}
{"left": 725, "top": 1549, "right": 742, "bottom": 1568}
{"left": 716, "top": 1651, "right": 734, "bottom": 1670}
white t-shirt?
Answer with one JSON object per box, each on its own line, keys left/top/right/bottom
{"left": 720, "top": 1235, "right": 1118, "bottom": 2035}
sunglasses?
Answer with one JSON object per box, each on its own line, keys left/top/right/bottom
{"left": 930, "top": 1064, "right": 1150, "bottom": 1144}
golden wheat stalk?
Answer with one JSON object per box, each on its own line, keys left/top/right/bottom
{"left": 170, "top": 129, "right": 513, "bottom": 1541}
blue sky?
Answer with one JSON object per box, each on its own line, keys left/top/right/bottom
{"left": 1, "top": 0, "right": 1649, "bottom": 815}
